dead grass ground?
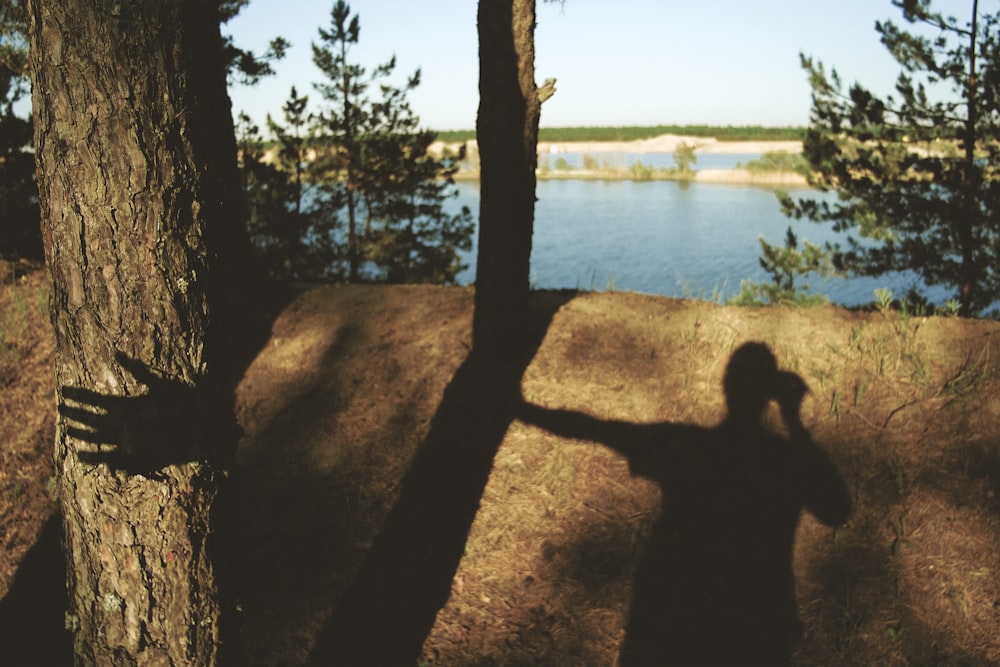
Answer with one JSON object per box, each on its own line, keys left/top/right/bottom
{"left": 2, "top": 266, "right": 999, "bottom": 665}
{"left": 0, "top": 262, "right": 56, "bottom": 590}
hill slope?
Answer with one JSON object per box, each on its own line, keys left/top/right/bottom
{"left": 2, "top": 274, "right": 999, "bottom": 665}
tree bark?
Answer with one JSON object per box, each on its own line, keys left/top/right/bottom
{"left": 474, "top": 0, "right": 541, "bottom": 356}
{"left": 27, "top": 1, "right": 239, "bottom": 664}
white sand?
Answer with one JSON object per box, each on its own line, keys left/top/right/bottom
{"left": 538, "top": 134, "right": 802, "bottom": 155}
{"left": 430, "top": 134, "right": 803, "bottom": 157}
{"left": 694, "top": 168, "right": 808, "bottom": 186}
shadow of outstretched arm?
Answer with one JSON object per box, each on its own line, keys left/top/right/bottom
{"left": 58, "top": 354, "right": 224, "bottom": 475}
{"left": 519, "top": 369, "right": 851, "bottom": 530}
{"left": 517, "top": 399, "right": 699, "bottom": 473}
{"left": 518, "top": 400, "right": 639, "bottom": 445}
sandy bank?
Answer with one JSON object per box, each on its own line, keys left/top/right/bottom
{"left": 537, "top": 134, "right": 803, "bottom": 156}
{"left": 694, "top": 168, "right": 808, "bottom": 187}
{"left": 454, "top": 166, "right": 809, "bottom": 187}
{"left": 440, "top": 132, "right": 809, "bottom": 186}
{"left": 429, "top": 134, "right": 803, "bottom": 158}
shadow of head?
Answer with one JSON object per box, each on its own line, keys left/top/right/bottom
{"left": 724, "top": 341, "right": 778, "bottom": 419}
{"left": 725, "top": 342, "right": 808, "bottom": 426}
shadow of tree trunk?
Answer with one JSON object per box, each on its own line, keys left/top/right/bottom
{"left": 308, "top": 291, "right": 574, "bottom": 666}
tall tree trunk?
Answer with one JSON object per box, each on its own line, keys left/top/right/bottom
{"left": 474, "top": 0, "right": 541, "bottom": 356}
{"left": 27, "top": 1, "right": 239, "bottom": 664}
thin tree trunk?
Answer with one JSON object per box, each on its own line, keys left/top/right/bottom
{"left": 346, "top": 167, "right": 361, "bottom": 280}
{"left": 342, "top": 36, "right": 362, "bottom": 282}
{"left": 474, "top": 0, "right": 541, "bottom": 356}
{"left": 27, "top": 1, "right": 238, "bottom": 663}
{"left": 959, "top": 0, "right": 980, "bottom": 316}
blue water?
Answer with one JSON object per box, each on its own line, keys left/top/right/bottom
{"left": 450, "top": 178, "right": 952, "bottom": 308}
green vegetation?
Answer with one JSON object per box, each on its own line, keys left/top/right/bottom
{"left": 220, "top": 1, "right": 289, "bottom": 86}
{"left": 783, "top": 0, "right": 1000, "bottom": 316}
{"left": 731, "top": 226, "right": 836, "bottom": 307}
{"left": 537, "top": 158, "right": 699, "bottom": 183}
{"left": 537, "top": 141, "right": 702, "bottom": 183}
{"left": 672, "top": 141, "right": 697, "bottom": 175}
{"left": 738, "top": 150, "right": 810, "bottom": 176}
{"left": 436, "top": 125, "right": 806, "bottom": 144}
{"left": 237, "top": 87, "right": 341, "bottom": 281}
{"left": 238, "top": 1, "right": 473, "bottom": 284}
{"left": 0, "top": 0, "right": 40, "bottom": 261}
{"left": 628, "top": 160, "right": 659, "bottom": 182}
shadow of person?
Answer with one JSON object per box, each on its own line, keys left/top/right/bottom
{"left": 519, "top": 342, "right": 851, "bottom": 666}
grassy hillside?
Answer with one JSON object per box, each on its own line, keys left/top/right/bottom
{"left": 2, "top": 271, "right": 999, "bottom": 665}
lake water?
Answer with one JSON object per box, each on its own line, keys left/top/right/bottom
{"left": 450, "top": 171, "right": 951, "bottom": 308}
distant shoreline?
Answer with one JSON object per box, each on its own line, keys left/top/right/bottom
{"left": 453, "top": 167, "right": 809, "bottom": 187}
{"left": 436, "top": 133, "right": 808, "bottom": 186}
{"left": 430, "top": 133, "right": 803, "bottom": 157}
{"left": 536, "top": 134, "right": 803, "bottom": 156}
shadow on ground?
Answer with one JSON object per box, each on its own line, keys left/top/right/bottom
{"left": 306, "top": 292, "right": 574, "bottom": 665}
{"left": 0, "top": 514, "right": 72, "bottom": 665}
{"left": 5, "top": 281, "right": 999, "bottom": 666}
{"left": 517, "top": 342, "right": 852, "bottom": 665}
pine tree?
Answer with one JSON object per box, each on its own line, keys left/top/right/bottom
{"left": 311, "top": 0, "right": 472, "bottom": 283}
{"left": 784, "top": 0, "right": 1000, "bottom": 316}
{"left": 237, "top": 88, "right": 343, "bottom": 280}
{"left": 0, "top": 0, "right": 39, "bottom": 260}
{"left": 361, "top": 124, "right": 473, "bottom": 284}
{"left": 219, "top": 0, "right": 289, "bottom": 87}
{"left": 735, "top": 227, "right": 836, "bottom": 306}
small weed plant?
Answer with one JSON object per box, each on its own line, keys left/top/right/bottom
{"left": 731, "top": 226, "right": 835, "bottom": 307}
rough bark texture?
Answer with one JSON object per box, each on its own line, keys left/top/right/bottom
{"left": 474, "top": 0, "right": 540, "bottom": 356}
{"left": 27, "top": 1, "right": 238, "bottom": 664}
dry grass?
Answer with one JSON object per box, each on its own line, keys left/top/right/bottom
{"left": 1, "top": 271, "right": 998, "bottom": 665}
{"left": 0, "top": 261, "right": 57, "bottom": 597}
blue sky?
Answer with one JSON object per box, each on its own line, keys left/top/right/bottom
{"left": 226, "top": 0, "right": 981, "bottom": 132}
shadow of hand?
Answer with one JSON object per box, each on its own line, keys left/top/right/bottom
{"left": 59, "top": 354, "right": 205, "bottom": 475}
